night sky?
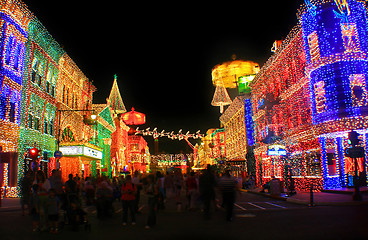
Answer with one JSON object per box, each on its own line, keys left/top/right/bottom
{"left": 22, "top": 0, "right": 304, "bottom": 153}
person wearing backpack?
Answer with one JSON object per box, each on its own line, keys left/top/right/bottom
{"left": 121, "top": 175, "right": 137, "bottom": 226}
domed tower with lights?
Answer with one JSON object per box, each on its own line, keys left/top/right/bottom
{"left": 108, "top": 75, "right": 150, "bottom": 174}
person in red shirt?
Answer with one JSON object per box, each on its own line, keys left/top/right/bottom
{"left": 121, "top": 175, "right": 137, "bottom": 226}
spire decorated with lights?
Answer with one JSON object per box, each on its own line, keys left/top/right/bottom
{"left": 108, "top": 74, "right": 127, "bottom": 114}
{"left": 211, "top": 79, "right": 232, "bottom": 113}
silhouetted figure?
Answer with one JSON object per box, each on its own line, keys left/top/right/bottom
{"left": 199, "top": 165, "right": 216, "bottom": 220}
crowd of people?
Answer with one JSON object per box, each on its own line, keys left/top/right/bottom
{"left": 20, "top": 164, "right": 243, "bottom": 234}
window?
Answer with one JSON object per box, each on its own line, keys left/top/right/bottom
{"left": 49, "top": 123, "right": 54, "bottom": 136}
{"left": 61, "top": 127, "right": 75, "bottom": 142}
{"left": 326, "top": 151, "right": 337, "bottom": 176}
{"left": 306, "top": 153, "right": 321, "bottom": 177}
{"left": 66, "top": 88, "right": 69, "bottom": 106}
{"left": 31, "top": 58, "right": 39, "bottom": 83}
{"left": 62, "top": 85, "right": 65, "bottom": 103}
{"left": 0, "top": 95, "right": 6, "bottom": 119}
{"left": 74, "top": 96, "right": 78, "bottom": 109}
{"left": 5, "top": 35, "right": 15, "bottom": 66}
{"left": 37, "top": 73, "right": 42, "bottom": 87}
{"left": 44, "top": 121, "right": 48, "bottom": 134}
{"left": 9, "top": 102, "right": 15, "bottom": 123}
{"left": 13, "top": 43, "right": 22, "bottom": 71}
{"left": 34, "top": 117, "right": 40, "bottom": 131}
{"left": 51, "top": 85, "right": 55, "bottom": 97}
{"left": 28, "top": 114, "right": 33, "bottom": 128}
{"left": 46, "top": 81, "right": 50, "bottom": 94}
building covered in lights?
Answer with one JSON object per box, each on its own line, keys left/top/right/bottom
{"left": 18, "top": 15, "right": 65, "bottom": 181}
{"left": 56, "top": 53, "right": 99, "bottom": 182}
{"left": 92, "top": 103, "right": 116, "bottom": 177}
{"left": 250, "top": 24, "right": 322, "bottom": 191}
{"left": 109, "top": 75, "right": 130, "bottom": 176}
{"left": 299, "top": 0, "right": 368, "bottom": 189}
{"left": 250, "top": 0, "right": 368, "bottom": 191}
{"left": 0, "top": 0, "right": 32, "bottom": 196}
{"left": 121, "top": 107, "right": 150, "bottom": 173}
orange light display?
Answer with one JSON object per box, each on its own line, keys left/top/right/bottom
{"left": 212, "top": 60, "right": 260, "bottom": 89}
{"left": 121, "top": 107, "right": 146, "bottom": 126}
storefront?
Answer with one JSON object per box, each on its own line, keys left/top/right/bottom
{"left": 59, "top": 144, "right": 102, "bottom": 181}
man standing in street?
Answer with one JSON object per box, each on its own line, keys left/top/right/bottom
{"left": 121, "top": 175, "right": 137, "bottom": 226}
{"left": 218, "top": 170, "right": 238, "bottom": 222}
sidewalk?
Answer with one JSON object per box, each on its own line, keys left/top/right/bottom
{"left": 0, "top": 198, "right": 21, "bottom": 212}
{"left": 243, "top": 187, "right": 368, "bottom": 206}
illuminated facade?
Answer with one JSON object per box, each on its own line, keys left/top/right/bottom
{"left": 195, "top": 129, "right": 217, "bottom": 169}
{"left": 210, "top": 128, "right": 226, "bottom": 161}
{"left": 0, "top": 0, "right": 32, "bottom": 196}
{"left": 219, "top": 96, "right": 247, "bottom": 174}
{"left": 121, "top": 107, "right": 149, "bottom": 173}
{"left": 300, "top": 0, "right": 368, "bottom": 189}
{"left": 56, "top": 53, "right": 98, "bottom": 182}
{"left": 220, "top": 96, "right": 247, "bottom": 161}
{"left": 110, "top": 115, "right": 130, "bottom": 175}
{"left": 108, "top": 77, "right": 150, "bottom": 174}
{"left": 108, "top": 76, "right": 130, "bottom": 175}
{"left": 250, "top": 25, "right": 322, "bottom": 191}
{"left": 92, "top": 104, "right": 116, "bottom": 177}
{"left": 250, "top": 0, "right": 368, "bottom": 190}
{"left": 128, "top": 135, "right": 150, "bottom": 173}
{"left": 18, "top": 16, "right": 65, "bottom": 183}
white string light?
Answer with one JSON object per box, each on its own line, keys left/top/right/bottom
{"left": 135, "top": 127, "right": 204, "bottom": 140}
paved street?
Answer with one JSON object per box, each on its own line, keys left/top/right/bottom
{"left": 1, "top": 192, "right": 368, "bottom": 240}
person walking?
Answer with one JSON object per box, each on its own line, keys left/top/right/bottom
{"left": 20, "top": 170, "right": 33, "bottom": 216}
{"left": 121, "top": 175, "right": 137, "bottom": 226}
{"left": 144, "top": 174, "right": 158, "bottom": 229}
{"left": 218, "top": 170, "right": 238, "bottom": 222}
{"left": 199, "top": 165, "right": 216, "bottom": 220}
{"left": 132, "top": 171, "right": 143, "bottom": 213}
{"left": 33, "top": 170, "right": 49, "bottom": 230}
{"left": 186, "top": 171, "right": 199, "bottom": 211}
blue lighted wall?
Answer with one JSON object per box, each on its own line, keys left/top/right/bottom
{"left": 0, "top": 13, "right": 27, "bottom": 124}
{"left": 0, "top": 12, "right": 27, "bottom": 86}
{"left": 244, "top": 98, "right": 255, "bottom": 146}
{"left": 301, "top": 0, "right": 368, "bottom": 125}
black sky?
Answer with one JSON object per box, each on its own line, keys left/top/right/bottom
{"left": 22, "top": 0, "right": 304, "bottom": 153}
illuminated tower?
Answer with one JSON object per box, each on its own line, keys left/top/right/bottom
{"left": 212, "top": 59, "right": 260, "bottom": 89}
{"left": 108, "top": 75, "right": 127, "bottom": 115}
{"left": 211, "top": 59, "right": 260, "bottom": 113}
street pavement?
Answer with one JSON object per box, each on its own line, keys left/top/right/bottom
{"left": 1, "top": 191, "right": 368, "bottom": 240}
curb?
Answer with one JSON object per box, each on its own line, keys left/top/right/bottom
{"left": 242, "top": 189, "right": 368, "bottom": 206}
{"left": 0, "top": 207, "right": 21, "bottom": 212}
